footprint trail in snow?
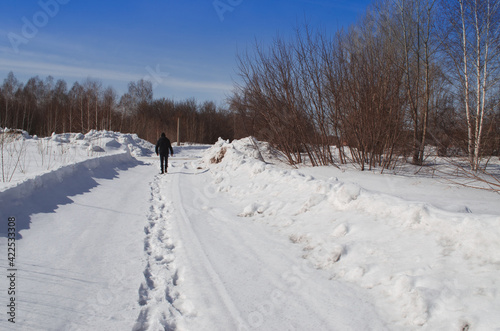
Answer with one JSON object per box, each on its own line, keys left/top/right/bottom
{"left": 134, "top": 173, "right": 189, "bottom": 331}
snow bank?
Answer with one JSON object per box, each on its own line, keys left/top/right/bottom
{"left": 0, "top": 130, "right": 154, "bottom": 236}
{"left": 0, "top": 151, "right": 135, "bottom": 202}
{"left": 0, "top": 129, "right": 154, "bottom": 190}
{"left": 83, "top": 130, "right": 154, "bottom": 157}
{"left": 202, "top": 137, "right": 500, "bottom": 330}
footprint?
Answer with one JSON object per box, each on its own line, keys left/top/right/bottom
{"left": 332, "top": 223, "right": 348, "bottom": 237}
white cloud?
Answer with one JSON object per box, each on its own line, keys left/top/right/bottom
{"left": 160, "top": 77, "right": 233, "bottom": 92}
{"left": 0, "top": 58, "right": 140, "bottom": 82}
{"left": 0, "top": 58, "right": 233, "bottom": 93}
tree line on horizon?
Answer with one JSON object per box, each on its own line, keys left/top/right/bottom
{"left": 0, "top": 72, "right": 234, "bottom": 144}
{"left": 230, "top": 0, "right": 500, "bottom": 171}
{"left": 1, "top": 0, "right": 500, "bottom": 172}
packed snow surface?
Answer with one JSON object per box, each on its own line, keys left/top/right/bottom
{"left": 1, "top": 131, "right": 499, "bottom": 330}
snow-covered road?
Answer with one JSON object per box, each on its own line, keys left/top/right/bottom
{"left": 137, "top": 148, "right": 385, "bottom": 330}
{"left": 2, "top": 132, "right": 499, "bottom": 330}
{"left": 4, "top": 158, "right": 151, "bottom": 330}
{"left": 1, "top": 144, "right": 386, "bottom": 331}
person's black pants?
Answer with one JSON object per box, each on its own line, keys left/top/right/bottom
{"left": 159, "top": 154, "right": 168, "bottom": 173}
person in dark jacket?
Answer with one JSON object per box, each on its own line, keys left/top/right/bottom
{"left": 155, "top": 133, "right": 174, "bottom": 174}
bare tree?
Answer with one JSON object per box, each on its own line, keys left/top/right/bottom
{"left": 0, "top": 72, "right": 233, "bottom": 144}
{"left": 102, "top": 87, "right": 117, "bottom": 131}
{"left": 1, "top": 72, "right": 22, "bottom": 128}
{"left": 389, "top": 0, "right": 439, "bottom": 165}
{"left": 69, "top": 82, "right": 84, "bottom": 133}
{"left": 231, "top": 15, "right": 409, "bottom": 170}
{"left": 441, "top": 0, "right": 500, "bottom": 170}
{"left": 82, "top": 79, "right": 102, "bottom": 132}
{"left": 51, "top": 79, "right": 68, "bottom": 134}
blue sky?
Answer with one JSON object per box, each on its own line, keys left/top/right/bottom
{"left": 0, "top": 0, "right": 372, "bottom": 105}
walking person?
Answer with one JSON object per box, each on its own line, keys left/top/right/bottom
{"left": 155, "top": 132, "right": 174, "bottom": 174}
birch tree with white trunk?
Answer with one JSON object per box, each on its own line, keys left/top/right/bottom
{"left": 442, "top": 0, "right": 500, "bottom": 170}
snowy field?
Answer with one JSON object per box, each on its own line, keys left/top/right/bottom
{"left": 1, "top": 130, "right": 499, "bottom": 330}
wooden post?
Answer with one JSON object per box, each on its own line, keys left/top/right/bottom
{"left": 177, "top": 117, "right": 180, "bottom": 146}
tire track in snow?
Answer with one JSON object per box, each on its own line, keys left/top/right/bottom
{"left": 169, "top": 162, "right": 247, "bottom": 329}
{"left": 167, "top": 154, "right": 387, "bottom": 330}
{"left": 133, "top": 174, "right": 182, "bottom": 331}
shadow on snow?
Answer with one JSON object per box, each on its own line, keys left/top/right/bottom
{"left": 0, "top": 158, "right": 145, "bottom": 240}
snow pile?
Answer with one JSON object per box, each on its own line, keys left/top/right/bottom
{"left": 0, "top": 129, "right": 154, "bottom": 190}
{"left": 83, "top": 130, "right": 154, "bottom": 157}
{"left": 0, "top": 129, "right": 155, "bottom": 238}
{"left": 202, "top": 137, "right": 500, "bottom": 330}
{"left": 203, "top": 137, "right": 281, "bottom": 166}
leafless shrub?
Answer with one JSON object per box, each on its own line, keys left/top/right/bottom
{"left": 230, "top": 18, "right": 408, "bottom": 170}
{"left": 229, "top": 0, "right": 500, "bottom": 175}
{"left": 0, "top": 130, "right": 26, "bottom": 182}
{"left": 437, "top": 156, "right": 500, "bottom": 193}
